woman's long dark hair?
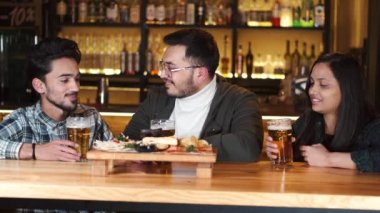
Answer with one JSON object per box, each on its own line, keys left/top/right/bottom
{"left": 297, "top": 53, "right": 376, "bottom": 151}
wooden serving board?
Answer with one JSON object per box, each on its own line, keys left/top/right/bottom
{"left": 87, "top": 149, "right": 217, "bottom": 178}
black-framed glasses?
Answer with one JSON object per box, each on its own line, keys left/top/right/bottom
{"left": 159, "top": 60, "right": 203, "bottom": 76}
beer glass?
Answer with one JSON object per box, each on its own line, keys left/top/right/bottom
{"left": 150, "top": 119, "right": 175, "bottom": 137}
{"left": 66, "top": 116, "right": 91, "bottom": 162}
{"left": 267, "top": 118, "right": 293, "bottom": 167}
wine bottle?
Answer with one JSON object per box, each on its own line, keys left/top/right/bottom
{"left": 284, "top": 40, "right": 292, "bottom": 75}
{"left": 235, "top": 45, "right": 244, "bottom": 77}
{"left": 246, "top": 42, "right": 254, "bottom": 78}
{"left": 291, "top": 40, "right": 300, "bottom": 76}
{"left": 221, "top": 35, "right": 229, "bottom": 75}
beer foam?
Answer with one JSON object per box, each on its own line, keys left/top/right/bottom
{"left": 66, "top": 117, "right": 91, "bottom": 128}
{"left": 267, "top": 119, "right": 292, "bottom": 131}
{"left": 267, "top": 124, "right": 292, "bottom": 131}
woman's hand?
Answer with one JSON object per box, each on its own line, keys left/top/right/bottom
{"left": 300, "top": 144, "right": 356, "bottom": 169}
{"left": 300, "top": 143, "right": 330, "bottom": 167}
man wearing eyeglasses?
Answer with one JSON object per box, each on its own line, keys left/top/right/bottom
{"left": 124, "top": 29, "right": 263, "bottom": 162}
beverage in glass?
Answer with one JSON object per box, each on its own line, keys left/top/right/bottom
{"left": 66, "top": 116, "right": 91, "bottom": 162}
{"left": 267, "top": 118, "right": 293, "bottom": 167}
{"left": 150, "top": 119, "right": 175, "bottom": 137}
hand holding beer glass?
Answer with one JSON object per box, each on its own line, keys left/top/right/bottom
{"left": 266, "top": 119, "right": 293, "bottom": 168}
{"left": 66, "top": 116, "right": 91, "bottom": 162}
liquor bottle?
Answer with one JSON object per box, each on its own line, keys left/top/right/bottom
{"left": 69, "top": 0, "right": 77, "bottom": 23}
{"left": 291, "top": 40, "right": 300, "bottom": 76}
{"left": 272, "top": 0, "right": 280, "bottom": 27}
{"left": 205, "top": 4, "right": 216, "bottom": 26}
{"left": 166, "top": 0, "right": 176, "bottom": 24}
{"left": 106, "top": 0, "right": 120, "bottom": 23}
{"left": 308, "top": 44, "right": 317, "bottom": 68}
{"left": 299, "top": 42, "right": 309, "bottom": 76}
{"left": 155, "top": 0, "right": 166, "bottom": 24}
{"left": 246, "top": 42, "right": 254, "bottom": 78}
{"left": 87, "top": 0, "right": 96, "bottom": 23}
{"left": 119, "top": 0, "right": 129, "bottom": 23}
{"left": 284, "top": 40, "right": 292, "bottom": 74}
{"left": 280, "top": 0, "right": 292, "bottom": 27}
{"left": 120, "top": 42, "right": 127, "bottom": 76}
{"left": 220, "top": 35, "right": 229, "bottom": 75}
{"left": 175, "top": 0, "right": 186, "bottom": 25}
{"left": 146, "top": 0, "right": 156, "bottom": 24}
{"left": 235, "top": 45, "right": 244, "bottom": 77}
{"left": 314, "top": 0, "right": 325, "bottom": 27}
{"left": 292, "top": 0, "right": 301, "bottom": 27}
{"left": 130, "top": 0, "right": 140, "bottom": 24}
{"left": 197, "top": 0, "right": 206, "bottom": 25}
{"left": 97, "top": 0, "right": 106, "bottom": 23}
{"left": 300, "top": 0, "right": 314, "bottom": 27}
{"left": 186, "top": 0, "right": 195, "bottom": 25}
{"left": 56, "top": 0, "right": 68, "bottom": 23}
{"left": 78, "top": 0, "right": 87, "bottom": 23}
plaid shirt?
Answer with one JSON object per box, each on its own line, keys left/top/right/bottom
{"left": 0, "top": 101, "right": 113, "bottom": 159}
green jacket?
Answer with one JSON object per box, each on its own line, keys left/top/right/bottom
{"left": 124, "top": 76, "right": 263, "bottom": 162}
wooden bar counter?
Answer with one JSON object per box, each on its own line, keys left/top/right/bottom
{"left": 0, "top": 160, "right": 379, "bottom": 212}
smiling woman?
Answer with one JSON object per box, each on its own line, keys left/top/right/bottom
{"left": 265, "top": 53, "right": 380, "bottom": 172}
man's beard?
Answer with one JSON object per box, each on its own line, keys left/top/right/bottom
{"left": 166, "top": 76, "right": 198, "bottom": 98}
{"left": 46, "top": 94, "right": 78, "bottom": 112}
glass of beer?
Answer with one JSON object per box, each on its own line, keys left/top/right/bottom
{"left": 150, "top": 119, "right": 175, "bottom": 137}
{"left": 66, "top": 116, "right": 91, "bottom": 162}
{"left": 267, "top": 118, "right": 293, "bottom": 168}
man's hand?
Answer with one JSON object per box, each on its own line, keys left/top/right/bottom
{"left": 20, "top": 140, "right": 80, "bottom": 162}
{"left": 265, "top": 136, "right": 295, "bottom": 160}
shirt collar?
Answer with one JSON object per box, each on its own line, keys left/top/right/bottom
{"left": 35, "top": 101, "right": 66, "bottom": 129}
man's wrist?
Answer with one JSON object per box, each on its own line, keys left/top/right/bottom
{"left": 19, "top": 143, "right": 33, "bottom": 160}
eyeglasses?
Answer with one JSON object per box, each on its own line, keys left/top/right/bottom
{"left": 159, "top": 60, "right": 202, "bottom": 77}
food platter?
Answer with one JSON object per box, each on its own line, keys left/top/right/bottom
{"left": 88, "top": 137, "right": 217, "bottom": 178}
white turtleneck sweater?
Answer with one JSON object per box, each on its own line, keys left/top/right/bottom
{"left": 169, "top": 76, "right": 217, "bottom": 139}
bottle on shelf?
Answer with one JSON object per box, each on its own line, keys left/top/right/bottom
{"left": 284, "top": 40, "right": 292, "bottom": 74}
{"left": 97, "top": 0, "right": 106, "bottom": 23}
{"left": 155, "top": 0, "right": 166, "bottom": 25}
{"left": 314, "top": 0, "right": 325, "bottom": 28}
{"left": 280, "top": 0, "right": 293, "bottom": 27}
{"left": 119, "top": 0, "right": 129, "bottom": 24}
{"left": 272, "top": 0, "right": 281, "bottom": 27}
{"left": 291, "top": 40, "right": 300, "bottom": 76}
{"left": 56, "top": 0, "right": 68, "bottom": 24}
{"left": 308, "top": 44, "right": 317, "bottom": 68}
{"left": 146, "top": 0, "right": 156, "bottom": 24}
{"left": 261, "top": 0, "right": 273, "bottom": 27}
{"left": 197, "top": 0, "right": 206, "bottom": 25}
{"left": 175, "top": 0, "right": 186, "bottom": 25}
{"left": 292, "top": 0, "right": 301, "bottom": 27}
{"left": 300, "top": 0, "right": 314, "bottom": 27}
{"left": 186, "top": 0, "right": 196, "bottom": 25}
{"left": 69, "top": 0, "right": 77, "bottom": 23}
{"left": 78, "top": 0, "right": 88, "bottom": 23}
{"left": 133, "top": 36, "right": 141, "bottom": 74}
{"left": 166, "top": 0, "right": 176, "bottom": 24}
{"left": 129, "top": 0, "right": 140, "bottom": 24}
{"left": 87, "top": 0, "right": 97, "bottom": 23}
{"left": 220, "top": 35, "right": 229, "bottom": 76}
{"left": 120, "top": 42, "right": 128, "bottom": 76}
{"left": 254, "top": 53, "right": 264, "bottom": 74}
{"left": 235, "top": 44, "right": 244, "bottom": 78}
{"left": 106, "top": 0, "right": 120, "bottom": 23}
{"left": 205, "top": 2, "right": 216, "bottom": 26}
{"left": 299, "top": 42, "right": 309, "bottom": 76}
{"left": 246, "top": 41, "right": 254, "bottom": 78}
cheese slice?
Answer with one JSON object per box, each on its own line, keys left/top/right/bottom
{"left": 142, "top": 136, "right": 178, "bottom": 146}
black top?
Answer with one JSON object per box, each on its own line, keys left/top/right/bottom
{"left": 292, "top": 111, "right": 380, "bottom": 172}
